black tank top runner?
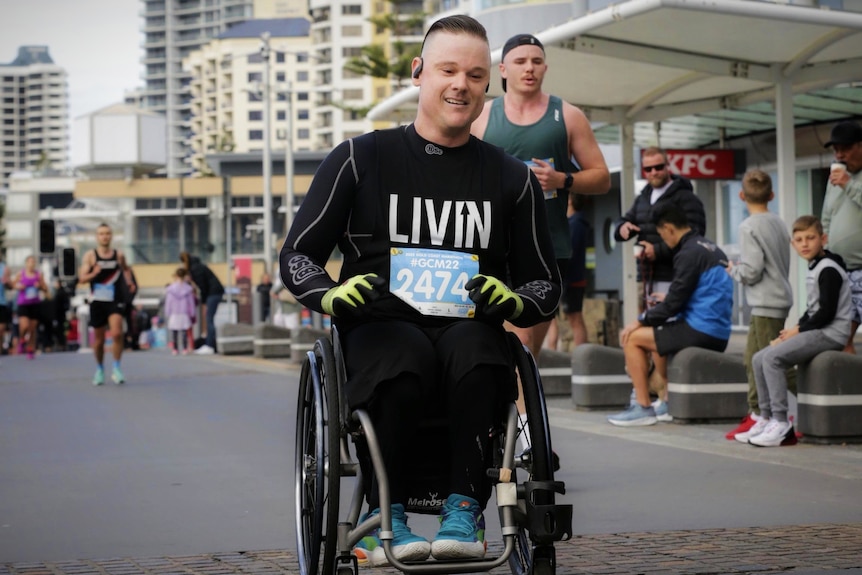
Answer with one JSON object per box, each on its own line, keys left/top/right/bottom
{"left": 90, "top": 249, "right": 122, "bottom": 302}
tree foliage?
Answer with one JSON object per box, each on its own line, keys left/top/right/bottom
{"left": 343, "top": 0, "right": 424, "bottom": 96}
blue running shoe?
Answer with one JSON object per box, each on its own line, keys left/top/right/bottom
{"left": 92, "top": 368, "right": 105, "bottom": 386}
{"left": 652, "top": 399, "right": 673, "bottom": 422}
{"left": 111, "top": 366, "right": 125, "bottom": 385}
{"left": 353, "top": 508, "right": 381, "bottom": 566}
{"left": 355, "top": 504, "right": 430, "bottom": 567}
{"left": 607, "top": 403, "right": 657, "bottom": 427}
{"left": 431, "top": 494, "right": 486, "bottom": 560}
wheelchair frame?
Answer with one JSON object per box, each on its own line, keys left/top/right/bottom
{"left": 295, "top": 328, "right": 572, "bottom": 575}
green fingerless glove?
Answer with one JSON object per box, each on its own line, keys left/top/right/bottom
{"left": 321, "top": 273, "right": 386, "bottom": 318}
{"left": 465, "top": 273, "right": 524, "bottom": 322}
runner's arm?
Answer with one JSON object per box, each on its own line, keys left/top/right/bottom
{"left": 564, "top": 102, "right": 610, "bottom": 196}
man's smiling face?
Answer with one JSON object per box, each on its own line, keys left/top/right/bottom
{"left": 412, "top": 30, "right": 490, "bottom": 147}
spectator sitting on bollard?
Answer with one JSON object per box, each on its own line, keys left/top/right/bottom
{"left": 607, "top": 204, "right": 734, "bottom": 427}
{"left": 735, "top": 215, "right": 853, "bottom": 447}
{"left": 724, "top": 170, "right": 794, "bottom": 440}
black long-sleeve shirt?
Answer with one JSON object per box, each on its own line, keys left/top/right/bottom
{"left": 279, "top": 125, "right": 561, "bottom": 330}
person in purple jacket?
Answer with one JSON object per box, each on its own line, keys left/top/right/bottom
{"left": 163, "top": 267, "right": 197, "bottom": 355}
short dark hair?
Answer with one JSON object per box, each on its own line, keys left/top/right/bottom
{"left": 642, "top": 146, "right": 668, "bottom": 163}
{"left": 792, "top": 215, "right": 823, "bottom": 235}
{"left": 570, "top": 192, "right": 587, "bottom": 211}
{"left": 421, "top": 15, "right": 488, "bottom": 55}
{"left": 652, "top": 204, "right": 689, "bottom": 228}
{"left": 742, "top": 169, "right": 772, "bottom": 204}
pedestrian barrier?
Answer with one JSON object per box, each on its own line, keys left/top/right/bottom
{"left": 253, "top": 324, "right": 292, "bottom": 359}
{"left": 536, "top": 349, "right": 572, "bottom": 396}
{"left": 216, "top": 323, "right": 254, "bottom": 355}
{"left": 667, "top": 347, "right": 747, "bottom": 422}
{"left": 797, "top": 350, "right": 862, "bottom": 444}
{"left": 570, "top": 343, "right": 631, "bottom": 409}
{"left": 290, "top": 327, "right": 330, "bottom": 363}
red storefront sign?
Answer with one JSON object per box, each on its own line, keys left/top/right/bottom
{"left": 659, "top": 149, "right": 736, "bottom": 179}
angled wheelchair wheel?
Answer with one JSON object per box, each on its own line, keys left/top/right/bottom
{"left": 507, "top": 337, "right": 558, "bottom": 575}
{"left": 295, "top": 338, "right": 342, "bottom": 575}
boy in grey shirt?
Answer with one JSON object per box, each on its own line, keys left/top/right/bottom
{"left": 735, "top": 215, "right": 852, "bottom": 447}
{"left": 725, "top": 170, "right": 793, "bottom": 440}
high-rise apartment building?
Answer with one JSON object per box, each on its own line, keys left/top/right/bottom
{"left": 308, "top": 0, "right": 409, "bottom": 148}
{"left": 183, "top": 18, "right": 313, "bottom": 175}
{"left": 0, "top": 46, "right": 69, "bottom": 189}
{"left": 141, "top": 0, "right": 256, "bottom": 177}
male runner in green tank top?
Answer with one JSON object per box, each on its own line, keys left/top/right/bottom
{"left": 472, "top": 34, "right": 609, "bottom": 360}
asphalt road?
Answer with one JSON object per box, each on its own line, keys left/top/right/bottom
{"left": 1, "top": 347, "right": 861, "bottom": 571}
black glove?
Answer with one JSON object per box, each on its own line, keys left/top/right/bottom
{"left": 321, "top": 273, "right": 386, "bottom": 318}
{"left": 465, "top": 274, "right": 524, "bottom": 322}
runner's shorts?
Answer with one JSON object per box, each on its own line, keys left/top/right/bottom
{"left": 89, "top": 300, "right": 124, "bottom": 329}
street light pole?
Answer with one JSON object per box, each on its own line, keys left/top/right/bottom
{"left": 284, "top": 80, "right": 294, "bottom": 234}
{"left": 260, "top": 32, "right": 273, "bottom": 273}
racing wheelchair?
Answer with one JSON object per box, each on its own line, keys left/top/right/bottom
{"left": 295, "top": 328, "right": 573, "bottom": 575}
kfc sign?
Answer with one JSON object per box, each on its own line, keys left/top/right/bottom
{"left": 662, "top": 150, "right": 736, "bottom": 179}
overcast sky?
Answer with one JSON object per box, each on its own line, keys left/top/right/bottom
{"left": 0, "top": 0, "right": 143, "bottom": 120}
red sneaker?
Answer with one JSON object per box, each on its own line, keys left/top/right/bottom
{"left": 725, "top": 413, "right": 758, "bottom": 440}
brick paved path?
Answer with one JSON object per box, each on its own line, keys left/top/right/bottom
{"left": 3, "top": 523, "right": 859, "bottom": 575}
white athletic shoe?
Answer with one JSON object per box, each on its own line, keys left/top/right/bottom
{"left": 749, "top": 420, "right": 794, "bottom": 447}
{"left": 735, "top": 418, "right": 769, "bottom": 443}
{"left": 194, "top": 345, "right": 215, "bottom": 355}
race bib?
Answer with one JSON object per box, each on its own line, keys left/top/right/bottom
{"left": 25, "top": 286, "right": 38, "bottom": 300}
{"left": 390, "top": 248, "right": 478, "bottom": 318}
{"left": 92, "top": 282, "right": 115, "bottom": 302}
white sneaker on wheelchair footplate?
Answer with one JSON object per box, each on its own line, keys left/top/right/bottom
{"left": 431, "top": 494, "right": 487, "bottom": 560}
{"left": 353, "top": 504, "right": 430, "bottom": 566}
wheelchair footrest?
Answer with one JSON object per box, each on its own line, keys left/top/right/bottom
{"left": 522, "top": 480, "right": 573, "bottom": 544}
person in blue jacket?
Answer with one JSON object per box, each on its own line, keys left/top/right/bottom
{"left": 608, "top": 204, "right": 733, "bottom": 427}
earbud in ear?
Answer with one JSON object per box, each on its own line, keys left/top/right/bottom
{"left": 412, "top": 58, "right": 423, "bottom": 79}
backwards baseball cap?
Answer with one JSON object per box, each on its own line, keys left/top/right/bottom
{"left": 824, "top": 120, "right": 862, "bottom": 148}
{"left": 500, "top": 34, "right": 545, "bottom": 92}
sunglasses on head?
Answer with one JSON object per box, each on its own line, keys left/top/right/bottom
{"left": 643, "top": 163, "right": 666, "bottom": 173}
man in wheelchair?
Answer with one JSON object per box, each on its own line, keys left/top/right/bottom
{"left": 280, "top": 15, "right": 561, "bottom": 567}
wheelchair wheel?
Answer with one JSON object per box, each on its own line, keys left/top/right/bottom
{"left": 508, "top": 337, "right": 557, "bottom": 575}
{"left": 295, "top": 338, "right": 342, "bottom": 575}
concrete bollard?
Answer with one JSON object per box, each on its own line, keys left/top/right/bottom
{"left": 570, "top": 343, "right": 631, "bottom": 409}
{"left": 667, "top": 347, "right": 747, "bottom": 422}
{"left": 216, "top": 323, "right": 254, "bottom": 355}
{"left": 290, "top": 327, "right": 330, "bottom": 363}
{"left": 253, "top": 324, "right": 292, "bottom": 359}
{"left": 797, "top": 351, "right": 862, "bottom": 444}
{"left": 537, "top": 349, "right": 572, "bottom": 396}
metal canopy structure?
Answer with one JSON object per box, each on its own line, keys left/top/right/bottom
{"left": 368, "top": 0, "right": 862, "bottom": 150}
{"left": 367, "top": 0, "right": 862, "bottom": 324}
